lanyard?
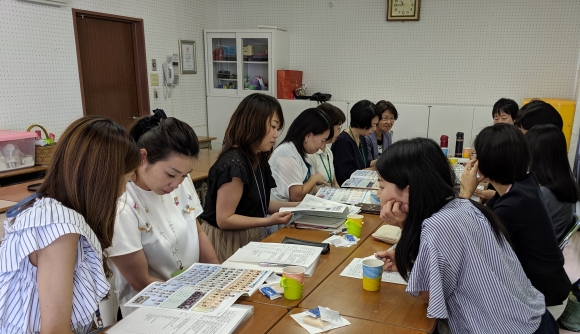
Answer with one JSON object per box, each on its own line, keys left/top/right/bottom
{"left": 247, "top": 157, "right": 268, "bottom": 217}
{"left": 319, "top": 153, "right": 332, "bottom": 183}
{"left": 349, "top": 127, "right": 367, "bottom": 167}
{"left": 304, "top": 161, "right": 312, "bottom": 183}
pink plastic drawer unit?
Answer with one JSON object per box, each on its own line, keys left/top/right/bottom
{"left": 0, "top": 130, "right": 37, "bottom": 173}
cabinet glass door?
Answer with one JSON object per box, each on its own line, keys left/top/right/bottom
{"left": 208, "top": 34, "right": 237, "bottom": 95}
{"left": 240, "top": 36, "right": 270, "bottom": 93}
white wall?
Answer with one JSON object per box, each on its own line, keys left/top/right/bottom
{"left": 218, "top": 0, "right": 580, "bottom": 107}
{"left": 0, "top": 0, "right": 218, "bottom": 137}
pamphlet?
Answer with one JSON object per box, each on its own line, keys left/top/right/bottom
{"left": 124, "top": 263, "right": 271, "bottom": 317}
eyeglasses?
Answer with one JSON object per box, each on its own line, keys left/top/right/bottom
{"left": 381, "top": 118, "right": 396, "bottom": 123}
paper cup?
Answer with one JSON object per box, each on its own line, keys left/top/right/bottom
{"left": 280, "top": 277, "right": 304, "bottom": 300}
{"left": 347, "top": 214, "right": 363, "bottom": 226}
{"left": 345, "top": 220, "right": 362, "bottom": 237}
{"left": 362, "top": 259, "right": 383, "bottom": 291}
{"left": 282, "top": 266, "right": 305, "bottom": 284}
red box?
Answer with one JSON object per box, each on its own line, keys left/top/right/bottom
{"left": 277, "top": 70, "right": 303, "bottom": 99}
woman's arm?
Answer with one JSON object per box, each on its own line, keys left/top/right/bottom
{"left": 216, "top": 177, "right": 292, "bottom": 229}
{"left": 196, "top": 221, "right": 220, "bottom": 264}
{"left": 332, "top": 174, "right": 340, "bottom": 188}
{"left": 35, "top": 233, "right": 79, "bottom": 334}
{"left": 288, "top": 173, "right": 329, "bottom": 202}
{"left": 110, "top": 251, "right": 163, "bottom": 292}
{"left": 418, "top": 291, "right": 430, "bottom": 304}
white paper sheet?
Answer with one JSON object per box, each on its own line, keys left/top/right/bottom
{"left": 290, "top": 311, "right": 350, "bottom": 334}
{"left": 106, "top": 304, "right": 253, "bottom": 334}
{"left": 339, "top": 256, "right": 407, "bottom": 285}
{"left": 226, "top": 242, "right": 322, "bottom": 267}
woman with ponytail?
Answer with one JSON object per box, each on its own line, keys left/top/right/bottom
{"left": 0, "top": 116, "right": 140, "bottom": 333}
{"left": 374, "top": 138, "right": 556, "bottom": 333}
{"left": 108, "top": 110, "right": 219, "bottom": 317}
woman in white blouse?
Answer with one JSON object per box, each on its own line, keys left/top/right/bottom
{"left": 108, "top": 110, "right": 219, "bottom": 317}
{"left": 269, "top": 108, "right": 333, "bottom": 202}
{"left": 0, "top": 117, "right": 140, "bottom": 333}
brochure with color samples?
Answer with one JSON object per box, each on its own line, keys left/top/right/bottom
{"left": 124, "top": 263, "right": 271, "bottom": 317}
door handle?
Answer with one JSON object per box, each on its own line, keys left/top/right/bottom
{"left": 130, "top": 116, "right": 140, "bottom": 120}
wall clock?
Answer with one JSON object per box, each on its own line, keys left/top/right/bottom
{"left": 387, "top": 0, "right": 420, "bottom": 21}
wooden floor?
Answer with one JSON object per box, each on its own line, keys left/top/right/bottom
{"left": 560, "top": 231, "right": 580, "bottom": 333}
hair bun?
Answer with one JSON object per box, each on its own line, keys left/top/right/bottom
{"left": 141, "top": 109, "right": 167, "bottom": 131}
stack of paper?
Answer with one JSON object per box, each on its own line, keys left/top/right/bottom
{"left": 106, "top": 304, "right": 254, "bottom": 334}
{"left": 316, "top": 187, "right": 379, "bottom": 205}
{"left": 280, "top": 194, "right": 361, "bottom": 230}
{"left": 222, "top": 242, "right": 323, "bottom": 276}
{"left": 341, "top": 170, "right": 379, "bottom": 190}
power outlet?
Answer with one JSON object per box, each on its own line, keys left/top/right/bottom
{"left": 151, "top": 59, "right": 157, "bottom": 71}
{"left": 150, "top": 73, "right": 159, "bottom": 86}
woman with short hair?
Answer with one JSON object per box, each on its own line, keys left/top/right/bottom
{"left": 461, "top": 123, "right": 570, "bottom": 318}
{"left": 331, "top": 100, "right": 379, "bottom": 185}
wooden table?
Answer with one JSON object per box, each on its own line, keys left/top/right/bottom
{"left": 269, "top": 308, "right": 427, "bottom": 333}
{"left": 194, "top": 149, "right": 220, "bottom": 172}
{"left": 197, "top": 136, "right": 217, "bottom": 150}
{"left": 242, "top": 214, "right": 384, "bottom": 309}
{"left": 235, "top": 301, "right": 288, "bottom": 334}
{"left": 0, "top": 179, "right": 41, "bottom": 212}
{"left": 299, "top": 223, "right": 436, "bottom": 333}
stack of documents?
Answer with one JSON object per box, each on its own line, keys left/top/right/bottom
{"left": 222, "top": 241, "right": 323, "bottom": 276}
{"left": 341, "top": 170, "right": 379, "bottom": 190}
{"left": 280, "top": 194, "right": 361, "bottom": 230}
{"left": 316, "top": 187, "right": 379, "bottom": 205}
{"left": 106, "top": 304, "right": 254, "bottom": 334}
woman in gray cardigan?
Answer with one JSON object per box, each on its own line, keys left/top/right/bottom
{"left": 366, "top": 100, "right": 398, "bottom": 159}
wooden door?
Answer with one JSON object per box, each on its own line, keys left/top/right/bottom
{"left": 73, "top": 10, "right": 149, "bottom": 129}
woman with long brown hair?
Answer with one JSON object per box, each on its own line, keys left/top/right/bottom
{"left": 0, "top": 116, "right": 140, "bottom": 333}
{"left": 199, "top": 93, "right": 295, "bottom": 262}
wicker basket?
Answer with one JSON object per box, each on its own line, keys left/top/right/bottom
{"left": 27, "top": 124, "right": 57, "bottom": 166}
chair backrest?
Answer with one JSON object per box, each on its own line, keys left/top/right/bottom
{"left": 560, "top": 214, "right": 580, "bottom": 251}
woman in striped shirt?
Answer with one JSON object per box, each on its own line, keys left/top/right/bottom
{"left": 0, "top": 117, "right": 140, "bottom": 333}
{"left": 375, "top": 138, "right": 557, "bottom": 333}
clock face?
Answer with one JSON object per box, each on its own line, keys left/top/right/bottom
{"left": 392, "top": 0, "right": 415, "bottom": 17}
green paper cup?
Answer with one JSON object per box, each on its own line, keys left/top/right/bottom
{"left": 345, "top": 220, "right": 362, "bottom": 237}
{"left": 280, "top": 276, "right": 304, "bottom": 300}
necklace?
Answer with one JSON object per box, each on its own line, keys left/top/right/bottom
{"left": 319, "top": 153, "right": 332, "bottom": 184}
{"left": 247, "top": 157, "right": 267, "bottom": 217}
{"left": 348, "top": 127, "right": 367, "bottom": 167}
{"left": 134, "top": 186, "right": 183, "bottom": 270}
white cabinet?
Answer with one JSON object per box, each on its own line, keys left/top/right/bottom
{"left": 204, "top": 29, "right": 289, "bottom": 97}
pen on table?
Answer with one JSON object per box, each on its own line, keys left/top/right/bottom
{"left": 329, "top": 228, "right": 347, "bottom": 236}
{"left": 258, "top": 262, "right": 294, "bottom": 267}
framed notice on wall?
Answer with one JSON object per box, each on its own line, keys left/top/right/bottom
{"left": 179, "top": 40, "right": 196, "bottom": 74}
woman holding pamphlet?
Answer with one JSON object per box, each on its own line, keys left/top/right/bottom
{"left": 108, "top": 110, "right": 219, "bottom": 317}
{"left": 200, "top": 93, "right": 297, "bottom": 262}
{"left": 374, "top": 138, "right": 557, "bottom": 333}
